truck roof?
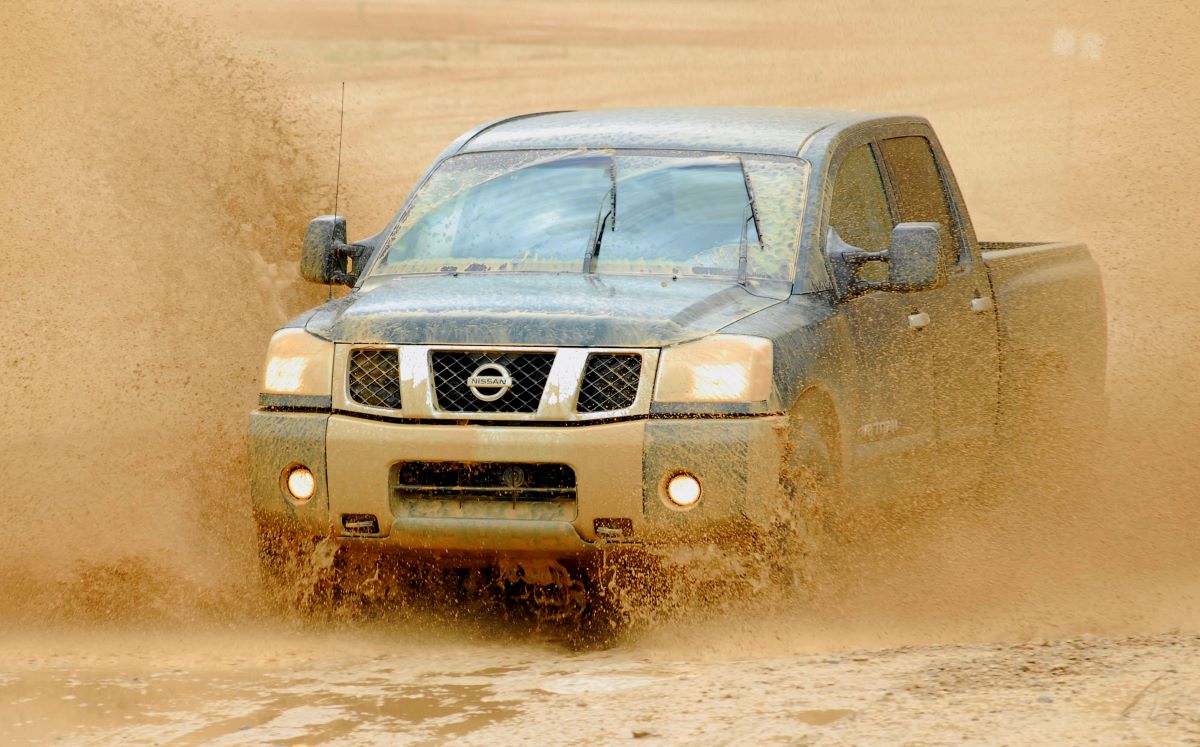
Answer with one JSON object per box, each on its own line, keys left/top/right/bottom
{"left": 457, "top": 107, "right": 916, "bottom": 158}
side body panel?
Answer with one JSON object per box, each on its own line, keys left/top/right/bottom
{"left": 721, "top": 292, "right": 860, "bottom": 483}
{"left": 982, "top": 242, "right": 1108, "bottom": 432}
{"left": 875, "top": 132, "right": 1000, "bottom": 492}
{"left": 248, "top": 411, "right": 330, "bottom": 535}
{"left": 786, "top": 118, "right": 1001, "bottom": 501}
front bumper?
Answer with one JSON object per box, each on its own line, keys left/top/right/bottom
{"left": 249, "top": 410, "right": 787, "bottom": 559}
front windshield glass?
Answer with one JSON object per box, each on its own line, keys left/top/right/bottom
{"left": 371, "top": 149, "right": 809, "bottom": 281}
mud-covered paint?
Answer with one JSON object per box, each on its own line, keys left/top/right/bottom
{"left": 324, "top": 415, "right": 646, "bottom": 546}
{"left": 244, "top": 409, "right": 790, "bottom": 555}
{"left": 641, "top": 415, "right": 788, "bottom": 541}
{"left": 313, "top": 273, "right": 785, "bottom": 347}
{"left": 385, "top": 518, "right": 591, "bottom": 554}
{"left": 247, "top": 411, "right": 330, "bottom": 535}
{"left": 721, "top": 292, "right": 844, "bottom": 403}
{"left": 456, "top": 108, "right": 894, "bottom": 157}
{"left": 983, "top": 242, "right": 1108, "bottom": 427}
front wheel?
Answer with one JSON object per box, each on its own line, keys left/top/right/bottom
{"left": 769, "top": 414, "right": 839, "bottom": 591}
{"left": 254, "top": 516, "right": 341, "bottom": 609}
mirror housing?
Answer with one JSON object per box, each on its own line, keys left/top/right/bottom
{"left": 829, "top": 222, "right": 950, "bottom": 298}
{"left": 886, "top": 222, "right": 950, "bottom": 292}
{"left": 300, "top": 215, "right": 370, "bottom": 286}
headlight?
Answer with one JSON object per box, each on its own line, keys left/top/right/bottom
{"left": 653, "top": 335, "right": 773, "bottom": 403}
{"left": 261, "top": 328, "right": 334, "bottom": 396}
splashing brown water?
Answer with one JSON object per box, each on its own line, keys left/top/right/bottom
{"left": 0, "top": 0, "right": 327, "bottom": 622}
{"left": 1, "top": 0, "right": 1198, "bottom": 656}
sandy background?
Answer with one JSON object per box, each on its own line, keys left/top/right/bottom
{"left": 1, "top": 0, "right": 1199, "bottom": 743}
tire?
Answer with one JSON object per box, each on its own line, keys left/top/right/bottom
{"left": 564, "top": 570, "right": 627, "bottom": 650}
{"left": 769, "top": 406, "right": 840, "bottom": 591}
{"left": 254, "top": 516, "right": 300, "bottom": 591}
{"left": 254, "top": 516, "right": 340, "bottom": 610}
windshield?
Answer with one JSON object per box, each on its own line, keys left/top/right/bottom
{"left": 370, "top": 149, "right": 809, "bottom": 281}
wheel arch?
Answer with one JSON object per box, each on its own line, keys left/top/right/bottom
{"left": 786, "top": 385, "right": 846, "bottom": 479}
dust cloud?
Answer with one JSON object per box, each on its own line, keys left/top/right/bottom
{"left": 2, "top": 0, "right": 1199, "bottom": 657}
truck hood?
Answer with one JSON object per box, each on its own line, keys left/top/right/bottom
{"left": 305, "top": 273, "right": 786, "bottom": 347}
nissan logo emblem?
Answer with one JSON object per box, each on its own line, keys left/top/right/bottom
{"left": 466, "top": 362, "right": 514, "bottom": 401}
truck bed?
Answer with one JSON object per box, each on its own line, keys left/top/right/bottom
{"left": 981, "top": 240, "right": 1108, "bottom": 430}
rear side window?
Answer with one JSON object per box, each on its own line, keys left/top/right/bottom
{"left": 829, "top": 144, "right": 891, "bottom": 252}
{"left": 879, "top": 136, "right": 960, "bottom": 262}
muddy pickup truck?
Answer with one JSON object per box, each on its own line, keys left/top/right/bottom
{"left": 249, "top": 108, "right": 1106, "bottom": 599}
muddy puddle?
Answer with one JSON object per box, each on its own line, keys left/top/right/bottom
{"left": 3, "top": 628, "right": 1198, "bottom": 744}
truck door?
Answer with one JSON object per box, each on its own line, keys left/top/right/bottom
{"left": 829, "top": 144, "right": 940, "bottom": 499}
{"left": 877, "top": 135, "right": 999, "bottom": 492}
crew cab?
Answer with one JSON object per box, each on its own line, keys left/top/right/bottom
{"left": 249, "top": 108, "right": 1106, "bottom": 596}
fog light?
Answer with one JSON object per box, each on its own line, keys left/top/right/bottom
{"left": 285, "top": 465, "right": 316, "bottom": 502}
{"left": 666, "top": 472, "right": 702, "bottom": 508}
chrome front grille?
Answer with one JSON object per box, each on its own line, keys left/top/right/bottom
{"left": 577, "top": 353, "right": 642, "bottom": 413}
{"left": 335, "top": 345, "right": 656, "bottom": 421}
{"left": 430, "top": 350, "right": 555, "bottom": 413}
{"left": 347, "top": 349, "right": 401, "bottom": 409}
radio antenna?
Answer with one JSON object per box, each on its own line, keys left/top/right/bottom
{"left": 333, "top": 81, "right": 346, "bottom": 218}
{"left": 329, "top": 82, "right": 346, "bottom": 302}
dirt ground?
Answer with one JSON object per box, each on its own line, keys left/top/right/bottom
{"left": 3, "top": 628, "right": 1200, "bottom": 745}
{"left": 2, "top": 0, "right": 1200, "bottom": 743}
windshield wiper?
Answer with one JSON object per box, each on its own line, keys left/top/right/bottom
{"left": 737, "top": 157, "right": 763, "bottom": 286}
{"left": 582, "top": 158, "right": 617, "bottom": 273}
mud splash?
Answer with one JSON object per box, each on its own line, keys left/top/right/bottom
{"left": 0, "top": 0, "right": 326, "bottom": 622}
{"left": 1, "top": 0, "right": 1198, "bottom": 658}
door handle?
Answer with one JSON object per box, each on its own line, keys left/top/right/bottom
{"left": 970, "top": 296, "right": 994, "bottom": 314}
{"left": 908, "top": 311, "right": 930, "bottom": 330}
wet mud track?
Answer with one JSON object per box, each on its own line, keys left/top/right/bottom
{"left": 3, "top": 629, "right": 1199, "bottom": 744}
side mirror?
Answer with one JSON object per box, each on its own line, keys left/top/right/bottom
{"left": 829, "top": 222, "right": 949, "bottom": 298}
{"left": 886, "top": 222, "right": 949, "bottom": 292}
{"left": 300, "top": 215, "right": 369, "bottom": 286}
